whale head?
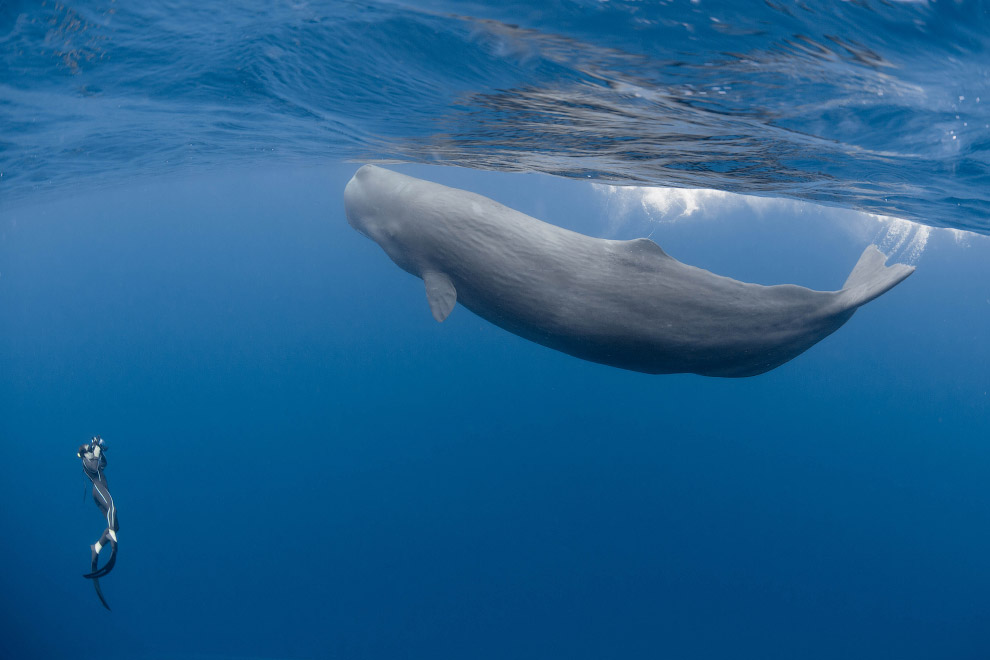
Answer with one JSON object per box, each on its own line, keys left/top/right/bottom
{"left": 344, "top": 165, "right": 423, "bottom": 272}
{"left": 344, "top": 165, "right": 390, "bottom": 242}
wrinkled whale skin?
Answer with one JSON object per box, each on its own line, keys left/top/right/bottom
{"left": 344, "top": 165, "right": 914, "bottom": 377}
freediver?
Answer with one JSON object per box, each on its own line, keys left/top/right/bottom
{"left": 78, "top": 435, "right": 118, "bottom": 610}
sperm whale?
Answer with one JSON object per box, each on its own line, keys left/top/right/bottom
{"left": 343, "top": 165, "right": 913, "bottom": 377}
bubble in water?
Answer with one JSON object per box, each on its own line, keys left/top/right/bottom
{"left": 873, "top": 215, "right": 930, "bottom": 264}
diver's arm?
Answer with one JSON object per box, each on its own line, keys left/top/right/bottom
{"left": 79, "top": 452, "right": 97, "bottom": 480}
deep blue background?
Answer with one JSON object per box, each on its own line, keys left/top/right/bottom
{"left": 1, "top": 164, "right": 988, "bottom": 659}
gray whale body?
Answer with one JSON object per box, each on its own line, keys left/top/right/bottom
{"left": 344, "top": 165, "right": 914, "bottom": 377}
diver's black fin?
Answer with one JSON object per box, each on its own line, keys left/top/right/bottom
{"left": 85, "top": 544, "right": 112, "bottom": 609}
{"left": 83, "top": 543, "right": 117, "bottom": 579}
{"left": 91, "top": 577, "right": 111, "bottom": 611}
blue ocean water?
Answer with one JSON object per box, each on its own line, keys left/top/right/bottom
{"left": 1, "top": 2, "right": 989, "bottom": 659}
{"left": 2, "top": 0, "right": 989, "bottom": 230}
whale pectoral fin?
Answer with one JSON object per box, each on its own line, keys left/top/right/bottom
{"left": 424, "top": 272, "right": 457, "bottom": 322}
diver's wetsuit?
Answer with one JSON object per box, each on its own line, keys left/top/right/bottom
{"left": 79, "top": 440, "right": 118, "bottom": 590}
{"left": 81, "top": 445, "right": 118, "bottom": 543}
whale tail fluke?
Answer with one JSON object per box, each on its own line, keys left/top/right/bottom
{"left": 839, "top": 245, "right": 914, "bottom": 309}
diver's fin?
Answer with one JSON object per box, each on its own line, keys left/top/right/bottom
{"left": 83, "top": 543, "right": 117, "bottom": 579}
{"left": 85, "top": 543, "right": 112, "bottom": 608}
{"left": 424, "top": 271, "right": 457, "bottom": 322}
{"left": 91, "top": 577, "right": 111, "bottom": 611}
{"left": 838, "top": 245, "right": 914, "bottom": 309}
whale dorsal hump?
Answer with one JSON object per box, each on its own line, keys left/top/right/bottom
{"left": 619, "top": 238, "right": 670, "bottom": 260}
{"left": 424, "top": 271, "right": 457, "bottom": 322}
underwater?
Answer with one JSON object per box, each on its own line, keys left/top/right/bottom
{"left": 1, "top": 1, "right": 989, "bottom": 658}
